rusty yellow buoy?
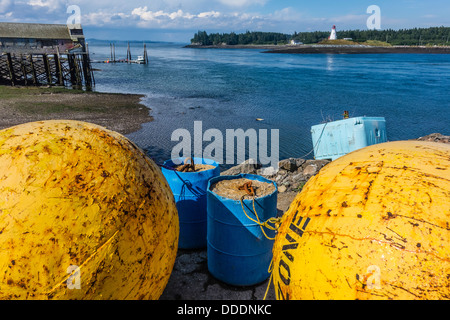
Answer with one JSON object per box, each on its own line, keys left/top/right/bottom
{"left": 0, "top": 120, "right": 179, "bottom": 299}
{"left": 272, "top": 141, "right": 450, "bottom": 300}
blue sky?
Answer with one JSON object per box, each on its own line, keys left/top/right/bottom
{"left": 1, "top": 0, "right": 449, "bottom": 42}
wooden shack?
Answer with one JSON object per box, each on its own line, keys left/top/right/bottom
{"left": 0, "top": 22, "right": 94, "bottom": 89}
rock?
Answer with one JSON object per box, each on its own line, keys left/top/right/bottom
{"left": 299, "top": 159, "right": 328, "bottom": 178}
{"left": 416, "top": 133, "right": 450, "bottom": 144}
{"left": 295, "top": 158, "right": 306, "bottom": 168}
{"left": 301, "top": 159, "right": 329, "bottom": 169}
{"left": 223, "top": 157, "right": 330, "bottom": 194}
{"left": 303, "top": 164, "right": 318, "bottom": 177}
{"left": 221, "top": 158, "right": 261, "bottom": 175}
{"left": 278, "top": 158, "right": 297, "bottom": 172}
{"left": 257, "top": 166, "right": 277, "bottom": 176}
{"left": 291, "top": 172, "right": 305, "bottom": 182}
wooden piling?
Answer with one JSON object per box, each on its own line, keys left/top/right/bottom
{"left": 73, "top": 54, "right": 82, "bottom": 87}
{"left": 42, "top": 54, "right": 51, "bottom": 85}
{"left": 81, "top": 53, "right": 92, "bottom": 89}
{"left": 144, "top": 43, "right": 149, "bottom": 64}
{"left": 6, "top": 53, "right": 16, "bottom": 86}
{"left": 67, "top": 54, "right": 77, "bottom": 86}
{"left": 0, "top": 51, "right": 93, "bottom": 89}
{"left": 86, "top": 43, "right": 95, "bottom": 87}
{"left": 29, "top": 54, "right": 37, "bottom": 85}
{"left": 55, "top": 47, "right": 64, "bottom": 86}
{"left": 19, "top": 54, "right": 28, "bottom": 86}
{"left": 127, "top": 42, "right": 131, "bottom": 63}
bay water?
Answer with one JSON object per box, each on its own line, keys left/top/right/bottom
{"left": 88, "top": 41, "right": 450, "bottom": 168}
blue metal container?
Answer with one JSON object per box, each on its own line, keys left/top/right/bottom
{"left": 162, "top": 157, "right": 220, "bottom": 249}
{"left": 311, "top": 116, "right": 387, "bottom": 161}
{"left": 207, "top": 174, "right": 277, "bottom": 286}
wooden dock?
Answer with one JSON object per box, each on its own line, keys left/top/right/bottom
{"left": 97, "top": 42, "right": 149, "bottom": 64}
{"left": 0, "top": 22, "right": 94, "bottom": 89}
{"left": 0, "top": 51, "right": 94, "bottom": 89}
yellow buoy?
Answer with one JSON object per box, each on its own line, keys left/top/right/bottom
{"left": 272, "top": 141, "right": 450, "bottom": 300}
{"left": 0, "top": 120, "right": 179, "bottom": 300}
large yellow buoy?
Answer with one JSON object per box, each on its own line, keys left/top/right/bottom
{"left": 0, "top": 120, "right": 179, "bottom": 299}
{"left": 272, "top": 141, "right": 450, "bottom": 300}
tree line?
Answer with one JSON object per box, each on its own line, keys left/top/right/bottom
{"left": 191, "top": 31, "right": 290, "bottom": 45}
{"left": 191, "top": 27, "right": 450, "bottom": 46}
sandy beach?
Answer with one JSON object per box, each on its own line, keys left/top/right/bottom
{"left": 0, "top": 86, "right": 152, "bottom": 135}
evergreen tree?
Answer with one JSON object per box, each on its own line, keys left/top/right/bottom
{"left": 190, "top": 27, "right": 450, "bottom": 46}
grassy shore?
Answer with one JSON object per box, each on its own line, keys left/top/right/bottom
{"left": 0, "top": 86, "right": 153, "bottom": 134}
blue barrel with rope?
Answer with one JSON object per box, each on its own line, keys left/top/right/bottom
{"left": 207, "top": 173, "right": 278, "bottom": 286}
{"left": 162, "top": 157, "right": 220, "bottom": 249}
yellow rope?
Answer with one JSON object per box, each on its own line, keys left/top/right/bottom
{"left": 263, "top": 258, "right": 275, "bottom": 300}
{"left": 239, "top": 192, "right": 281, "bottom": 300}
{"left": 239, "top": 195, "right": 282, "bottom": 241}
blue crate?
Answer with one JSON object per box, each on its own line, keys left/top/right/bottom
{"left": 311, "top": 117, "right": 387, "bottom": 161}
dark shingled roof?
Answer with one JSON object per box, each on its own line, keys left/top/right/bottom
{"left": 0, "top": 23, "right": 72, "bottom": 40}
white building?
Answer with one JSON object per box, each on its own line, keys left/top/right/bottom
{"left": 290, "top": 39, "right": 303, "bottom": 45}
{"left": 329, "top": 25, "right": 337, "bottom": 40}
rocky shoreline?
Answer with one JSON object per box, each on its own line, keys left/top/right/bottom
{"left": 265, "top": 45, "right": 450, "bottom": 54}
{"left": 186, "top": 44, "right": 450, "bottom": 54}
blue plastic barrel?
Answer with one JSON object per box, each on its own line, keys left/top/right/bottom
{"left": 207, "top": 174, "right": 278, "bottom": 286}
{"left": 162, "top": 157, "right": 220, "bottom": 249}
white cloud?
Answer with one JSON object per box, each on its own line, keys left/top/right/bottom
{"left": 27, "top": 0, "right": 45, "bottom": 6}
{"left": 131, "top": 7, "right": 198, "bottom": 21}
{"left": 198, "top": 11, "right": 220, "bottom": 18}
{"left": 129, "top": 6, "right": 226, "bottom": 26}
{"left": 27, "top": 0, "right": 66, "bottom": 13}
{"left": 83, "top": 11, "right": 129, "bottom": 26}
{"left": 217, "top": 0, "right": 267, "bottom": 7}
{"left": 27, "top": 0, "right": 62, "bottom": 8}
{"left": 82, "top": 6, "right": 226, "bottom": 29}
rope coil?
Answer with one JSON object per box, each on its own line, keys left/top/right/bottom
{"left": 238, "top": 181, "right": 281, "bottom": 241}
{"left": 177, "top": 157, "right": 196, "bottom": 172}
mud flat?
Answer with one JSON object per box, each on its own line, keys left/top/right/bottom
{"left": 0, "top": 86, "right": 152, "bottom": 134}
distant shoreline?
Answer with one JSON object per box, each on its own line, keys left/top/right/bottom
{"left": 185, "top": 44, "right": 450, "bottom": 54}
{"left": 184, "top": 44, "right": 285, "bottom": 50}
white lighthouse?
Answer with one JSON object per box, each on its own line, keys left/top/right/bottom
{"left": 329, "top": 25, "right": 337, "bottom": 40}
